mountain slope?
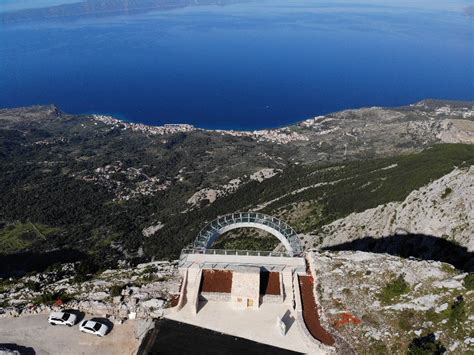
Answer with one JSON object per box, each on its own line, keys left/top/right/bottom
{"left": 313, "top": 166, "right": 473, "bottom": 252}
{"left": 0, "top": 100, "right": 473, "bottom": 273}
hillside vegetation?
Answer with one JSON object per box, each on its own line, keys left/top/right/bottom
{"left": 1, "top": 142, "right": 472, "bottom": 272}
{"left": 0, "top": 222, "right": 61, "bottom": 254}
{"left": 0, "top": 101, "right": 473, "bottom": 274}
{"left": 203, "top": 144, "right": 474, "bottom": 251}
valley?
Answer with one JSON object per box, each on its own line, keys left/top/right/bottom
{"left": 0, "top": 100, "right": 473, "bottom": 354}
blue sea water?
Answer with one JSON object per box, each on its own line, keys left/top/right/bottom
{"left": 0, "top": 0, "right": 473, "bottom": 130}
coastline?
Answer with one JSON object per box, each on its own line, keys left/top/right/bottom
{"left": 2, "top": 98, "right": 474, "bottom": 133}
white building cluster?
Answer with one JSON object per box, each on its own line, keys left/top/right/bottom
{"left": 92, "top": 115, "right": 195, "bottom": 135}
{"left": 216, "top": 127, "right": 309, "bottom": 144}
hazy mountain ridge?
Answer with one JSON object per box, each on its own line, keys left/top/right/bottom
{"left": 465, "top": 5, "right": 474, "bottom": 17}
{"left": 0, "top": 0, "right": 247, "bottom": 23}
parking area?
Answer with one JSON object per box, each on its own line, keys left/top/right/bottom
{"left": 0, "top": 314, "right": 144, "bottom": 355}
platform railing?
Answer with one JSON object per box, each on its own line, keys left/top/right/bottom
{"left": 180, "top": 247, "right": 293, "bottom": 260}
{"left": 193, "top": 212, "right": 303, "bottom": 255}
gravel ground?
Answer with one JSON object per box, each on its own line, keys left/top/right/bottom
{"left": 0, "top": 314, "right": 144, "bottom": 355}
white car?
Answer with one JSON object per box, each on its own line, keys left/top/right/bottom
{"left": 48, "top": 311, "right": 77, "bottom": 327}
{"left": 0, "top": 347, "right": 20, "bottom": 355}
{"left": 79, "top": 320, "right": 109, "bottom": 337}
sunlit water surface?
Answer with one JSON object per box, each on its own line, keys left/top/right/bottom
{"left": 0, "top": 0, "right": 472, "bottom": 129}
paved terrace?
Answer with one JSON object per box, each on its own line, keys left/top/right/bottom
{"left": 165, "top": 300, "right": 326, "bottom": 354}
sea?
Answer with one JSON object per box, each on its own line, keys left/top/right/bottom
{"left": 0, "top": 0, "right": 473, "bottom": 130}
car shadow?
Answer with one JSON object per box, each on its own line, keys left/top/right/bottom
{"left": 63, "top": 309, "right": 85, "bottom": 324}
{"left": 0, "top": 343, "right": 36, "bottom": 355}
{"left": 90, "top": 317, "right": 114, "bottom": 335}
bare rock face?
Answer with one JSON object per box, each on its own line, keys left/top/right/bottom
{"left": 311, "top": 251, "right": 473, "bottom": 354}
{"left": 437, "top": 119, "right": 474, "bottom": 144}
{"left": 314, "top": 166, "right": 474, "bottom": 251}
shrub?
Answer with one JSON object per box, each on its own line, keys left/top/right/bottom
{"left": 73, "top": 273, "right": 91, "bottom": 283}
{"left": 110, "top": 285, "right": 124, "bottom": 297}
{"left": 441, "top": 187, "right": 452, "bottom": 199}
{"left": 73, "top": 258, "right": 100, "bottom": 283}
{"left": 142, "top": 266, "right": 156, "bottom": 274}
{"left": 33, "top": 290, "right": 74, "bottom": 305}
{"left": 45, "top": 263, "right": 63, "bottom": 273}
{"left": 33, "top": 292, "right": 55, "bottom": 305}
{"left": 407, "top": 333, "right": 446, "bottom": 355}
{"left": 447, "top": 296, "right": 466, "bottom": 327}
{"left": 379, "top": 274, "right": 409, "bottom": 304}
{"left": 141, "top": 273, "right": 169, "bottom": 283}
{"left": 463, "top": 274, "right": 474, "bottom": 290}
{"left": 24, "top": 281, "right": 41, "bottom": 292}
{"left": 141, "top": 273, "right": 156, "bottom": 282}
{"left": 398, "top": 310, "right": 415, "bottom": 331}
{"left": 0, "top": 279, "right": 14, "bottom": 294}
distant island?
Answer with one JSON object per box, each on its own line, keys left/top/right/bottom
{"left": 465, "top": 5, "right": 474, "bottom": 17}
{"left": 0, "top": 0, "right": 246, "bottom": 23}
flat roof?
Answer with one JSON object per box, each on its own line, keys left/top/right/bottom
{"left": 180, "top": 253, "right": 306, "bottom": 273}
{"left": 232, "top": 266, "right": 261, "bottom": 274}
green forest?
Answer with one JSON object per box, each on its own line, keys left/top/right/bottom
{"left": 1, "top": 140, "right": 472, "bottom": 273}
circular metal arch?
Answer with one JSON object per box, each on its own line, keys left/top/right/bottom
{"left": 193, "top": 212, "right": 302, "bottom": 256}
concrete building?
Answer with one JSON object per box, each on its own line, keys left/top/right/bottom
{"left": 167, "top": 212, "right": 334, "bottom": 354}
{"left": 231, "top": 266, "right": 260, "bottom": 309}
{"left": 172, "top": 212, "right": 307, "bottom": 312}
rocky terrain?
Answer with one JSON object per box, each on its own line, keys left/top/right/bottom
{"left": 186, "top": 168, "right": 280, "bottom": 208}
{"left": 311, "top": 251, "right": 474, "bottom": 354}
{"left": 0, "top": 261, "right": 180, "bottom": 322}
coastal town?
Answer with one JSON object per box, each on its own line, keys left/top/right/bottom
{"left": 92, "top": 114, "right": 310, "bottom": 144}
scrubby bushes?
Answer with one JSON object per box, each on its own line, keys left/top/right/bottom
{"left": 379, "top": 274, "right": 409, "bottom": 304}
{"left": 33, "top": 290, "right": 74, "bottom": 305}
{"left": 463, "top": 274, "right": 474, "bottom": 290}
{"left": 441, "top": 187, "right": 453, "bottom": 199}
{"left": 447, "top": 296, "right": 466, "bottom": 328}
{"left": 109, "top": 285, "right": 124, "bottom": 297}
{"left": 24, "top": 280, "right": 41, "bottom": 292}
{"left": 1, "top": 130, "right": 473, "bottom": 271}
{"left": 407, "top": 333, "right": 446, "bottom": 355}
{"left": 73, "top": 258, "right": 101, "bottom": 283}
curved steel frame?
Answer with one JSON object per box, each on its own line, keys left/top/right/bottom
{"left": 193, "top": 212, "right": 302, "bottom": 256}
